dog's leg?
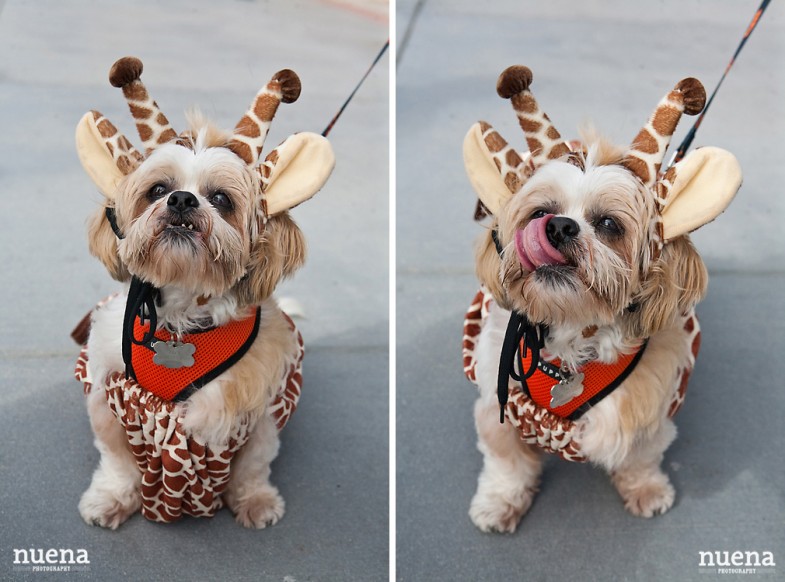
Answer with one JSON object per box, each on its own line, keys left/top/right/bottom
{"left": 79, "top": 388, "right": 141, "bottom": 529}
{"left": 610, "top": 419, "right": 677, "bottom": 518}
{"left": 469, "top": 398, "right": 542, "bottom": 533}
{"left": 224, "top": 413, "right": 285, "bottom": 529}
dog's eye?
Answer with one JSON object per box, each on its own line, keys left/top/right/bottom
{"left": 595, "top": 216, "right": 622, "bottom": 235}
{"left": 148, "top": 184, "right": 168, "bottom": 201}
{"left": 209, "top": 191, "right": 233, "bottom": 211}
{"left": 531, "top": 209, "right": 548, "bottom": 219}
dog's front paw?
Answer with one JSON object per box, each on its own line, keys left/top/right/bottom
{"left": 614, "top": 471, "right": 675, "bottom": 518}
{"left": 79, "top": 484, "right": 140, "bottom": 529}
{"left": 229, "top": 486, "right": 285, "bottom": 529}
{"left": 469, "top": 486, "right": 536, "bottom": 533}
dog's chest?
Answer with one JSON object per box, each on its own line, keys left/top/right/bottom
{"left": 463, "top": 288, "right": 699, "bottom": 462}
{"left": 75, "top": 295, "right": 305, "bottom": 522}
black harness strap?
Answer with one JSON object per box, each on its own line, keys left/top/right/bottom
{"left": 105, "top": 207, "right": 125, "bottom": 239}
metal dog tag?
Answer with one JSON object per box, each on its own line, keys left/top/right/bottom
{"left": 152, "top": 340, "right": 196, "bottom": 369}
{"left": 550, "top": 371, "right": 585, "bottom": 408}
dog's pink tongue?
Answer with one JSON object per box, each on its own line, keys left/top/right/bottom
{"left": 514, "top": 215, "right": 567, "bottom": 271}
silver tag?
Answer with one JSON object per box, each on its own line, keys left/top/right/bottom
{"left": 152, "top": 340, "right": 196, "bottom": 369}
{"left": 550, "top": 371, "right": 585, "bottom": 408}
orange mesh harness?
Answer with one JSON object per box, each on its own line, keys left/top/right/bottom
{"left": 130, "top": 309, "right": 259, "bottom": 402}
{"left": 494, "top": 290, "right": 646, "bottom": 422}
{"left": 516, "top": 337, "right": 646, "bottom": 420}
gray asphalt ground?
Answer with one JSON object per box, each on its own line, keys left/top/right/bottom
{"left": 397, "top": 1, "right": 785, "bottom": 581}
{"left": 0, "top": 1, "right": 388, "bottom": 580}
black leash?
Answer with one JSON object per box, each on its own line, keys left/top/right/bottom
{"left": 321, "top": 39, "right": 389, "bottom": 137}
{"left": 667, "top": 0, "right": 771, "bottom": 168}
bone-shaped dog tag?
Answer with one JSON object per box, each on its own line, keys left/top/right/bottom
{"left": 550, "top": 372, "right": 585, "bottom": 408}
{"left": 152, "top": 340, "right": 196, "bottom": 369}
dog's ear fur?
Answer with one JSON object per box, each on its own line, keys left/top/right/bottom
{"left": 87, "top": 202, "right": 130, "bottom": 282}
{"left": 262, "top": 132, "right": 334, "bottom": 216}
{"left": 235, "top": 213, "right": 306, "bottom": 304}
{"left": 475, "top": 224, "right": 512, "bottom": 311}
{"left": 627, "top": 235, "right": 707, "bottom": 337}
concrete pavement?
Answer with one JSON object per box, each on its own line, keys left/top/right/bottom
{"left": 0, "top": 1, "right": 388, "bottom": 580}
{"left": 396, "top": 1, "right": 784, "bottom": 580}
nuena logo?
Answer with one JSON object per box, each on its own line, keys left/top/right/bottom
{"left": 699, "top": 550, "right": 776, "bottom": 575}
{"left": 12, "top": 548, "right": 90, "bottom": 573}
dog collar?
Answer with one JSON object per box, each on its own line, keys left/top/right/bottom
{"left": 127, "top": 307, "right": 260, "bottom": 402}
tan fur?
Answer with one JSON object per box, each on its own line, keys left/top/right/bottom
{"left": 79, "top": 60, "right": 328, "bottom": 530}
{"left": 184, "top": 109, "right": 232, "bottom": 149}
{"left": 616, "top": 323, "right": 691, "bottom": 438}
{"left": 468, "top": 129, "right": 710, "bottom": 530}
{"left": 470, "top": 398, "right": 542, "bottom": 533}
{"left": 235, "top": 214, "right": 306, "bottom": 305}
{"left": 578, "top": 125, "right": 626, "bottom": 166}
{"left": 87, "top": 203, "right": 129, "bottom": 281}
{"left": 474, "top": 225, "right": 510, "bottom": 310}
{"left": 627, "top": 235, "right": 707, "bottom": 338}
{"left": 80, "top": 387, "right": 141, "bottom": 529}
{"left": 222, "top": 309, "right": 294, "bottom": 417}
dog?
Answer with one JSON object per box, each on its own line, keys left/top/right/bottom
{"left": 462, "top": 65, "right": 741, "bottom": 533}
{"left": 72, "top": 57, "right": 334, "bottom": 529}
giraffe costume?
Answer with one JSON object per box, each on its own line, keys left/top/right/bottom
{"left": 74, "top": 57, "right": 334, "bottom": 522}
{"left": 462, "top": 66, "right": 742, "bottom": 459}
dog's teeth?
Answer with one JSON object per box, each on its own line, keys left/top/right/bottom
{"left": 188, "top": 224, "right": 193, "bottom": 230}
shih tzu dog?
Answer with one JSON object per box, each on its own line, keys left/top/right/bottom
{"left": 462, "top": 66, "right": 741, "bottom": 532}
{"left": 72, "top": 57, "right": 334, "bottom": 528}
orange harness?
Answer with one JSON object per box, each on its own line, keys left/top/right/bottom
{"left": 129, "top": 309, "right": 259, "bottom": 401}
{"left": 517, "top": 339, "right": 646, "bottom": 420}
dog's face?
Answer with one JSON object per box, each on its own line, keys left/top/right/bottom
{"left": 77, "top": 57, "right": 334, "bottom": 306}
{"left": 113, "top": 141, "right": 256, "bottom": 296}
{"left": 466, "top": 66, "right": 742, "bottom": 336}
{"left": 494, "top": 148, "right": 670, "bottom": 330}
{"left": 481, "top": 141, "right": 711, "bottom": 336}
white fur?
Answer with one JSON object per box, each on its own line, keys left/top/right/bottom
{"left": 81, "top": 289, "right": 291, "bottom": 529}
{"left": 471, "top": 140, "right": 704, "bottom": 532}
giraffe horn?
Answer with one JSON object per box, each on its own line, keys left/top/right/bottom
{"left": 109, "top": 57, "right": 177, "bottom": 154}
{"left": 227, "top": 69, "right": 301, "bottom": 166}
{"left": 623, "top": 78, "right": 706, "bottom": 188}
{"left": 496, "top": 66, "right": 570, "bottom": 168}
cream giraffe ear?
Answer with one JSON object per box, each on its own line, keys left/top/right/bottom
{"left": 463, "top": 121, "right": 527, "bottom": 216}
{"left": 262, "top": 132, "right": 335, "bottom": 216}
{"left": 660, "top": 147, "right": 742, "bottom": 241}
{"left": 75, "top": 111, "right": 142, "bottom": 200}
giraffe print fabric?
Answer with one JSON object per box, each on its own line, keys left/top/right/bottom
{"left": 74, "top": 309, "right": 304, "bottom": 523}
{"left": 462, "top": 288, "right": 700, "bottom": 462}
{"left": 109, "top": 57, "right": 178, "bottom": 155}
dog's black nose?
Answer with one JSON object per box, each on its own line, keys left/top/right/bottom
{"left": 546, "top": 216, "right": 579, "bottom": 248}
{"left": 167, "top": 190, "right": 199, "bottom": 213}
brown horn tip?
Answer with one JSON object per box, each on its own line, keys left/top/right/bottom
{"left": 497, "top": 66, "right": 533, "bottom": 99}
{"left": 274, "top": 69, "right": 302, "bottom": 104}
{"left": 676, "top": 78, "right": 706, "bottom": 115}
{"left": 109, "top": 57, "right": 144, "bottom": 88}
